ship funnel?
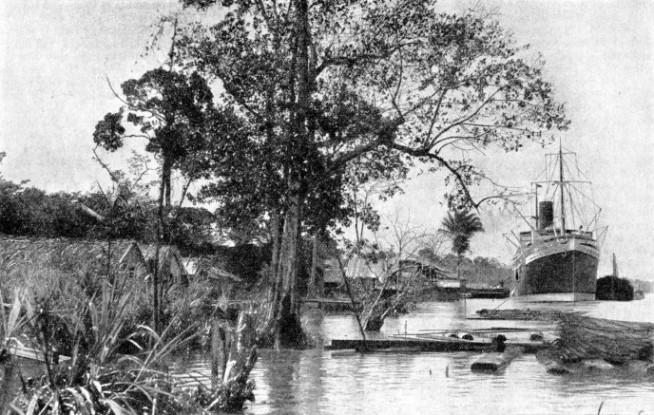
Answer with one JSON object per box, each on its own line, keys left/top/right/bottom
{"left": 539, "top": 201, "right": 554, "bottom": 229}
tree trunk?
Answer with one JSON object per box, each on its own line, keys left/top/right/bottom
{"left": 308, "top": 234, "right": 320, "bottom": 298}
{"left": 153, "top": 166, "right": 166, "bottom": 334}
{"left": 162, "top": 157, "right": 173, "bottom": 241}
{"left": 274, "top": 199, "right": 303, "bottom": 348}
{"left": 362, "top": 313, "right": 385, "bottom": 332}
{"left": 362, "top": 297, "right": 390, "bottom": 332}
{"left": 270, "top": 0, "right": 311, "bottom": 349}
{"left": 336, "top": 256, "right": 367, "bottom": 350}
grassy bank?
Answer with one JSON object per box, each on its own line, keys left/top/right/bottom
{"left": 0, "top": 258, "right": 262, "bottom": 414}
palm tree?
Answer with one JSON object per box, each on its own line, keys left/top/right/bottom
{"left": 439, "top": 210, "right": 485, "bottom": 281}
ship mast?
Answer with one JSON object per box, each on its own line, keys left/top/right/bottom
{"left": 559, "top": 141, "right": 566, "bottom": 232}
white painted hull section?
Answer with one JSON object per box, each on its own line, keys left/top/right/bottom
{"left": 523, "top": 237, "right": 599, "bottom": 266}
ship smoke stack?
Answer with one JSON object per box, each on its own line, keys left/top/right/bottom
{"left": 539, "top": 201, "right": 554, "bottom": 229}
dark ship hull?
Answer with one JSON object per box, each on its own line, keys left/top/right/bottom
{"left": 511, "top": 146, "right": 601, "bottom": 302}
{"left": 514, "top": 237, "right": 599, "bottom": 302}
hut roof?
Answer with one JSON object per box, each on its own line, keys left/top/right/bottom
{"left": 0, "top": 234, "right": 144, "bottom": 278}
{"left": 400, "top": 257, "right": 454, "bottom": 278}
{"left": 345, "top": 255, "right": 388, "bottom": 281}
{"left": 321, "top": 258, "right": 343, "bottom": 284}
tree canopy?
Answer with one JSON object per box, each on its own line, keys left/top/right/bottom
{"left": 439, "top": 209, "right": 484, "bottom": 258}
{"left": 171, "top": 0, "right": 569, "bottom": 345}
{"left": 178, "top": 0, "right": 568, "bottom": 230}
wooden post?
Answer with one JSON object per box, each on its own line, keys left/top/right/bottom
{"left": 461, "top": 278, "right": 467, "bottom": 316}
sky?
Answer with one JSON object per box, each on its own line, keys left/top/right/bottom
{"left": 1, "top": 1, "right": 653, "bottom": 278}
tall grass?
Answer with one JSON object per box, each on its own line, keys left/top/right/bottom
{"left": 1, "top": 249, "right": 261, "bottom": 414}
{"left": 0, "top": 259, "right": 207, "bottom": 414}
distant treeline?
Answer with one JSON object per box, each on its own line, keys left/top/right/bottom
{"left": 440, "top": 254, "right": 513, "bottom": 287}
{"left": 0, "top": 180, "right": 211, "bottom": 252}
{"left": 0, "top": 177, "right": 276, "bottom": 284}
{"left": 0, "top": 176, "right": 514, "bottom": 289}
{"left": 631, "top": 278, "right": 653, "bottom": 293}
{"left": 417, "top": 248, "right": 513, "bottom": 287}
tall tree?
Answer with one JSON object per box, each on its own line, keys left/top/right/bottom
{"left": 92, "top": 68, "right": 216, "bottom": 238}
{"left": 439, "top": 209, "right": 484, "bottom": 280}
{"left": 179, "top": 0, "right": 569, "bottom": 346}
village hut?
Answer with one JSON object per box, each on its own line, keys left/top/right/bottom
{"left": 317, "top": 258, "right": 342, "bottom": 297}
{"left": 344, "top": 255, "right": 387, "bottom": 289}
{"left": 0, "top": 235, "right": 147, "bottom": 291}
{"left": 385, "top": 258, "right": 455, "bottom": 287}
{"left": 138, "top": 244, "right": 189, "bottom": 287}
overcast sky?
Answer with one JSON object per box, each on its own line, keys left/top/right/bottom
{"left": 1, "top": 1, "right": 653, "bottom": 278}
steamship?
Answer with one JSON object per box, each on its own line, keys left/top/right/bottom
{"left": 512, "top": 146, "right": 601, "bottom": 302}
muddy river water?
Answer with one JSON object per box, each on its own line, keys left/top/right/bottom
{"left": 172, "top": 297, "right": 654, "bottom": 414}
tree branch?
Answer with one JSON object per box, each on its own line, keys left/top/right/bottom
{"left": 388, "top": 141, "right": 479, "bottom": 208}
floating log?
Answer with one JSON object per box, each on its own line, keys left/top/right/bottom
{"left": 471, "top": 354, "right": 511, "bottom": 372}
{"left": 330, "top": 349, "right": 359, "bottom": 357}
{"left": 471, "top": 345, "right": 522, "bottom": 372}
{"left": 581, "top": 359, "right": 615, "bottom": 371}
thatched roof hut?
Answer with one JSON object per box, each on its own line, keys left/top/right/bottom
{"left": 0, "top": 235, "right": 146, "bottom": 280}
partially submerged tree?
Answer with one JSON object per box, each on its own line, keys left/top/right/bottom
{"left": 360, "top": 215, "right": 429, "bottom": 331}
{"left": 174, "top": 0, "right": 568, "bottom": 346}
{"left": 439, "top": 209, "right": 485, "bottom": 280}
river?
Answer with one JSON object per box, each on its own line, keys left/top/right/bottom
{"left": 172, "top": 297, "right": 654, "bottom": 415}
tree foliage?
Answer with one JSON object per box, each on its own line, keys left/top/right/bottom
{"left": 439, "top": 209, "right": 484, "bottom": 258}
{"left": 179, "top": 0, "right": 568, "bottom": 227}
{"left": 93, "top": 68, "right": 219, "bottom": 209}
{"left": 174, "top": 0, "right": 569, "bottom": 345}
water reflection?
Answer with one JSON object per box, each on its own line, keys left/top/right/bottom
{"left": 177, "top": 297, "right": 654, "bottom": 414}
